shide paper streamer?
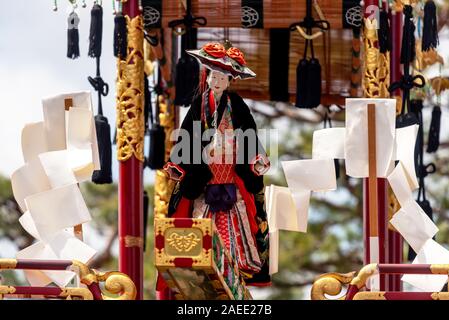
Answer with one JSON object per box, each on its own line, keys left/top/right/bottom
{"left": 10, "top": 91, "right": 98, "bottom": 287}
{"left": 266, "top": 98, "right": 449, "bottom": 292}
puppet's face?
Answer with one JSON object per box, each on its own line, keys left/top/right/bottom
{"left": 207, "top": 70, "right": 230, "bottom": 96}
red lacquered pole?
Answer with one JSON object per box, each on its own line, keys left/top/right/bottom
{"left": 118, "top": 0, "right": 144, "bottom": 300}
{"left": 389, "top": 7, "right": 404, "bottom": 292}
{"left": 362, "top": 0, "right": 389, "bottom": 291}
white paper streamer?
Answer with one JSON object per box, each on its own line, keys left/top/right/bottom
{"left": 11, "top": 158, "right": 52, "bottom": 212}
{"left": 11, "top": 91, "right": 98, "bottom": 287}
{"left": 402, "top": 239, "right": 449, "bottom": 292}
{"left": 21, "top": 121, "right": 48, "bottom": 164}
{"left": 266, "top": 185, "right": 309, "bottom": 232}
{"left": 390, "top": 201, "right": 438, "bottom": 253}
{"left": 282, "top": 159, "right": 336, "bottom": 192}
{"left": 394, "top": 125, "right": 419, "bottom": 189}
{"left": 345, "top": 98, "right": 396, "bottom": 178}
{"left": 24, "top": 184, "right": 91, "bottom": 241}
{"left": 312, "top": 127, "right": 345, "bottom": 160}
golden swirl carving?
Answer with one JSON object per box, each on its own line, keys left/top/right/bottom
{"left": 0, "top": 259, "right": 17, "bottom": 270}
{"left": 353, "top": 291, "right": 386, "bottom": 300}
{"left": 311, "top": 272, "right": 355, "bottom": 300}
{"left": 362, "top": 18, "right": 390, "bottom": 99}
{"left": 350, "top": 263, "right": 378, "bottom": 289}
{"left": 94, "top": 271, "right": 137, "bottom": 300}
{"left": 154, "top": 97, "right": 176, "bottom": 218}
{"left": 69, "top": 260, "right": 96, "bottom": 285}
{"left": 60, "top": 288, "right": 94, "bottom": 300}
{"left": 116, "top": 15, "right": 145, "bottom": 162}
{"left": 167, "top": 232, "right": 201, "bottom": 253}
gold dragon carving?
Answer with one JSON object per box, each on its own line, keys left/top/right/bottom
{"left": 116, "top": 15, "right": 145, "bottom": 162}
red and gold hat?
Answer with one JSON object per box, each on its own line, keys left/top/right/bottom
{"left": 187, "top": 42, "right": 256, "bottom": 80}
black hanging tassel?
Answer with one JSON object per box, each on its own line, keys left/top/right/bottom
{"left": 422, "top": 0, "right": 439, "bottom": 51}
{"left": 174, "top": 55, "right": 199, "bottom": 106}
{"left": 306, "top": 57, "right": 322, "bottom": 108}
{"left": 67, "top": 12, "right": 80, "bottom": 59}
{"left": 427, "top": 105, "right": 442, "bottom": 153}
{"left": 334, "top": 159, "right": 340, "bottom": 180}
{"left": 400, "top": 5, "right": 415, "bottom": 64}
{"left": 147, "top": 123, "right": 166, "bottom": 170}
{"left": 114, "top": 13, "right": 127, "bottom": 59}
{"left": 295, "top": 58, "right": 309, "bottom": 108}
{"left": 92, "top": 114, "right": 113, "bottom": 184}
{"left": 378, "top": 10, "right": 391, "bottom": 54}
{"left": 88, "top": 4, "right": 103, "bottom": 58}
{"left": 143, "top": 190, "right": 149, "bottom": 251}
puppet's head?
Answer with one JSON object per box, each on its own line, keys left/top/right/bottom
{"left": 187, "top": 41, "right": 256, "bottom": 80}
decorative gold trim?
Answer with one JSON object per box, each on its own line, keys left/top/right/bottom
{"left": 311, "top": 272, "right": 355, "bottom": 300}
{"left": 94, "top": 271, "right": 137, "bottom": 300}
{"left": 0, "top": 286, "right": 16, "bottom": 295}
{"left": 431, "top": 292, "right": 449, "bottom": 300}
{"left": 116, "top": 15, "right": 145, "bottom": 162}
{"left": 154, "top": 97, "right": 176, "bottom": 218}
{"left": 60, "top": 288, "right": 94, "bottom": 300}
{"left": 362, "top": 18, "right": 390, "bottom": 99}
{"left": 0, "top": 259, "right": 17, "bottom": 270}
{"left": 123, "top": 235, "right": 144, "bottom": 248}
{"left": 353, "top": 291, "right": 386, "bottom": 300}
{"left": 430, "top": 264, "right": 449, "bottom": 275}
{"left": 350, "top": 263, "right": 378, "bottom": 289}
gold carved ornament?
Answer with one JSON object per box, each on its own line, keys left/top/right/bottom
{"left": 155, "top": 97, "right": 176, "bottom": 218}
{"left": 116, "top": 15, "right": 145, "bottom": 162}
{"left": 429, "top": 264, "right": 449, "bottom": 275}
{"left": 353, "top": 291, "right": 386, "bottom": 300}
{"left": 60, "top": 288, "right": 94, "bottom": 300}
{"left": 70, "top": 260, "right": 137, "bottom": 300}
{"left": 0, "top": 259, "right": 17, "bottom": 270}
{"left": 310, "top": 272, "right": 356, "bottom": 300}
{"left": 350, "top": 263, "right": 379, "bottom": 289}
{"left": 94, "top": 271, "right": 137, "bottom": 300}
{"left": 167, "top": 232, "right": 201, "bottom": 253}
{"left": 362, "top": 18, "right": 390, "bottom": 99}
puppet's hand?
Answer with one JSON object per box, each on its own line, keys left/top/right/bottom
{"left": 250, "top": 154, "right": 270, "bottom": 176}
{"left": 163, "top": 162, "right": 185, "bottom": 181}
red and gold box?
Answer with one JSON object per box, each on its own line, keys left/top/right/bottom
{"left": 155, "top": 218, "right": 252, "bottom": 300}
